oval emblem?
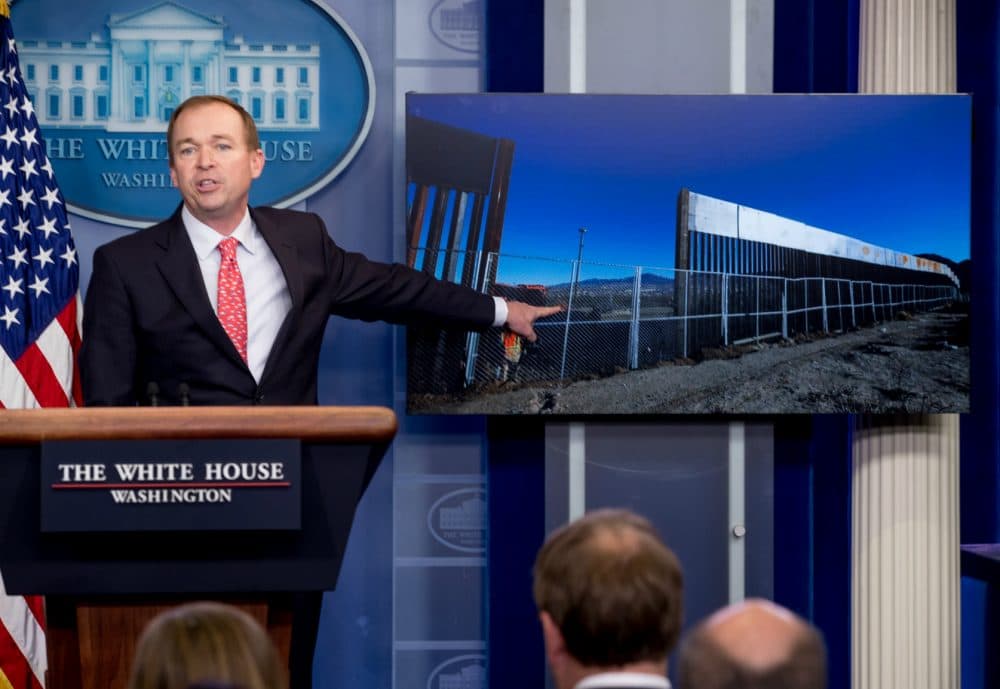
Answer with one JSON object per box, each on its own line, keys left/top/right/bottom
{"left": 426, "top": 654, "right": 485, "bottom": 689}
{"left": 428, "top": 0, "right": 480, "bottom": 54}
{"left": 11, "top": 0, "right": 375, "bottom": 228}
{"left": 427, "top": 487, "right": 485, "bottom": 554}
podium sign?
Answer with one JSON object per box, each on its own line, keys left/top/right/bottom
{"left": 0, "top": 406, "right": 397, "bottom": 689}
{"left": 41, "top": 439, "right": 301, "bottom": 532}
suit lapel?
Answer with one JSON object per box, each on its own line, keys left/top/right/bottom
{"left": 252, "top": 208, "right": 304, "bottom": 380}
{"left": 253, "top": 209, "right": 304, "bottom": 308}
{"left": 155, "top": 208, "right": 250, "bottom": 372}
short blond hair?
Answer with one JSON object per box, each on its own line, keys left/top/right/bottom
{"left": 127, "top": 602, "right": 286, "bottom": 689}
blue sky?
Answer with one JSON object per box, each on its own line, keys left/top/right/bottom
{"left": 408, "top": 94, "right": 971, "bottom": 285}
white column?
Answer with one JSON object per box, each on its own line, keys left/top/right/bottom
{"left": 854, "top": 11, "right": 959, "bottom": 689}
{"left": 146, "top": 40, "right": 156, "bottom": 122}
{"left": 860, "top": 0, "right": 956, "bottom": 92}
{"left": 111, "top": 45, "right": 123, "bottom": 122}
{"left": 852, "top": 415, "right": 960, "bottom": 689}
{"left": 182, "top": 41, "right": 191, "bottom": 101}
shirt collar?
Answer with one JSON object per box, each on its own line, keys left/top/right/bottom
{"left": 575, "top": 672, "right": 671, "bottom": 689}
{"left": 181, "top": 205, "right": 258, "bottom": 260}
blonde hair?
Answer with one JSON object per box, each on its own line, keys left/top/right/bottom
{"left": 127, "top": 602, "right": 286, "bottom": 689}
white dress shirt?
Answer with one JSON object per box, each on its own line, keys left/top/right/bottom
{"left": 182, "top": 206, "right": 291, "bottom": 382}
{"left": 492, "top": 294, "right": 507, "bottom": 327}
{"left": 183, "top": 205, "right": 507, "bottom": 382}
{"left": 575, "top": 672, "right": 671, "bottom": 689}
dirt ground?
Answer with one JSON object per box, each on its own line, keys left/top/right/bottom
{"left": 408, "top": 309, "right": 970, "bottom": 415}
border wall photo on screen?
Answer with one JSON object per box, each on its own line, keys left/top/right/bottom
{"left": 404, "top": 94, "right": 971, "bottom": 415}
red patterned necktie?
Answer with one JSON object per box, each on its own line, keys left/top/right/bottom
{"left": 217, "top": 237, "right": 248, "bottom": 363}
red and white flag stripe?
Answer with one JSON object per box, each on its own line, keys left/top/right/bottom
{"left": 0, "top": 573, "right": 46, "bottom": 689}
{"left": 0, "top": 295, "right": 81, "bottom": 409}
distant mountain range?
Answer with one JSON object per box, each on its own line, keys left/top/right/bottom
{"left": 546, "top": 273, "right": 675, "bottom": 291}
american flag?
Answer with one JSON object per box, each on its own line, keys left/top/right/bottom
{"left": 0, "top": 1, "right": 81, "bottom": 687}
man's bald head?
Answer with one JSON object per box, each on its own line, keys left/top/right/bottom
{"left": 678, "top": 599, "right": 826, "bottom": 689}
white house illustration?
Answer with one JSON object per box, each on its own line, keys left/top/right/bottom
{"left": 439, "top": 663, "right": 484, "bottom": 689}
{"left": 439, "top": 1, "right": 481, "bottom": 31}
{"left": 18, "top": 1, "right": 320, "bottom": 132}
{"left": 439, "top": 497, "right": 485, "bottom": 531}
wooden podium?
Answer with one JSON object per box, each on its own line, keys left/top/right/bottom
{"left": 0, "top": 406, "right": 397, "bottom": 689}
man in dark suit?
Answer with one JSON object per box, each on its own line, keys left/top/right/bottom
{"left": 678, "top": 599, "right": 826, "bottom": 689}
{"left": 80, "top": 95, "right": 559, "bottom": 689}
{"left": 81, "top": 95, "right": 558, "bottom": 406}
{"left": 533, "top": 509, "right": 684, "bottom": 689}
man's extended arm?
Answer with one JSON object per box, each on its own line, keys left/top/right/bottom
{"left": 308, "top": 214, "right": 563, "bottom": 336}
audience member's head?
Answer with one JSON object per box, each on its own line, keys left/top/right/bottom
{"left": 533, "top": 508, "right": 684, "bottom": 689}
{"left": 127, "top": 601, "right": 287, "bottom": 689}
{"left": 678, "top": 599, "right": 826, "bottom": 689}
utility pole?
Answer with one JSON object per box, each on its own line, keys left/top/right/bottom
{"left": 560, "top": 227, "right": 587, "bottom": 379}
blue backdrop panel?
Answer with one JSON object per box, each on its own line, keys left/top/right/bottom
{"left": 773, "top": 0, "right": 859, "bottom": 93}
{"left": 957, "top": 0, "right": 1000, "bottom": 547}
{"left": 486, "top": 417, "right": 547, "bottom": 689}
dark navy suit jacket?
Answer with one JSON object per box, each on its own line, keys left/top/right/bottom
{"left": 81, "top": 205, "right": 495, "bottom": 406}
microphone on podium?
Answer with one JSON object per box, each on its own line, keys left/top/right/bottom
{"left": 146, "top": 382, "right": 160, "bottom": 407}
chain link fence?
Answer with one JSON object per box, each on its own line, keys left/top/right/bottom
{"left": 406, "top": 251, "right": 960, "bottom": 395}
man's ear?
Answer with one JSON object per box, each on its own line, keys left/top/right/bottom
{"left": 540, "top": 611, "right": 567, "bottom": 664}
{"left": 250, "top": 148, "right": 265, "bottom": 179}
